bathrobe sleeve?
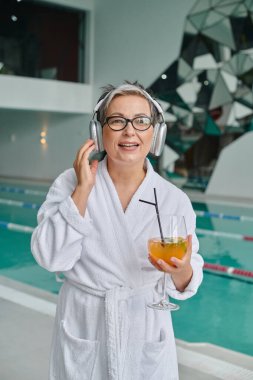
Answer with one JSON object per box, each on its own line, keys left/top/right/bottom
{"left": 31, "top": 168, "right": 92, "bottom": 272}
{"left": 166, "top": 192, "right": 204, "bottom": 300}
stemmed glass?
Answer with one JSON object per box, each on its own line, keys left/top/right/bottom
{"left": 147, "top": 214, "right": 188, "bottom": 311}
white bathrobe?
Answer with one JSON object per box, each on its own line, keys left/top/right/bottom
{"left": 31, "top": 157, "right": 203, "bottom": 380}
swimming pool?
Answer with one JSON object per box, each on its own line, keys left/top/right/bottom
{"left": 0, "top": 180, "right": 253, "bottom": 356}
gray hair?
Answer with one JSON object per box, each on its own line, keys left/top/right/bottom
{"left": 96, "top": 81, "right": 161, "bottom": 126}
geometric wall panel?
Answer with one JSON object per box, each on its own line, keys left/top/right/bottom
{"left": 149, "top": 0, "right": 253, "bottom": 158}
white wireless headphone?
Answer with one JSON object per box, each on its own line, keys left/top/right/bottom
{"left": 89, "top": 85, "right": 167, "bottom": 157}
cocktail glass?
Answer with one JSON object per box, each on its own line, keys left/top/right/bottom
{"left": 148, "top": 214, "right": 187, "bottom": 311}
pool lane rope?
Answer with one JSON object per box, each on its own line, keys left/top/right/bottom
{"left": 1, "top": 220, "right": 253, "bottom": 282}
{"left": 204, "top": 262, "right": 253, "bottom": 280}
{"left": 0, "top": 186, "right": 46, "bottom": 196}
{"left": 196, "top": 228, "right": 253, "bottom": 242}
{"left": 0, "top": 220, "right": 34, "bottom": 233}
{"left": 2, "top": 196, "right": 253, "bottom": 224}
{"left": 1, "top": 219, "right": 253, "bottom": 243}
{"left": 0, "top": 198, "right": 40, "bottom": 209}
{"left": 195, "top": 210, "right": 253, "bottom": 222}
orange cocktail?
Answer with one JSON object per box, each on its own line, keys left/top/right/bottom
{"left": 148, "top": 237, "right": 187, "bottom": 266}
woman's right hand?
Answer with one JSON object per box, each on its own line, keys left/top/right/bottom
{"left": 73, "top": 139, "right": 99, "bottom": 191}
{"left": 72, "top": 140, "right": 99, "bottom": 216}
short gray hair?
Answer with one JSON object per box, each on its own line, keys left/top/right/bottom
{"left": 96, "top": 81, "right": 161, "bottom": 126}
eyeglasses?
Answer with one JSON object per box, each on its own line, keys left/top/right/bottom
{"left": 104, "top": 116, "right": 152, "bottom": 131}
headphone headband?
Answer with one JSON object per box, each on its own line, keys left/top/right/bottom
{"left": 93, "top": 92, "right": 111, "bottom": 114}
{"left": 93, "top": 85, "right": 164, "bottom": 121}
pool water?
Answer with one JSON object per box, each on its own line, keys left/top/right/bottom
{"left": 172, "top": 272, "right": 253, "bottom": 356}
{"left": 0, "top": 181, "right": 253, "bottom": 356}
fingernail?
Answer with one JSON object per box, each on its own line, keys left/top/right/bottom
{"left": 157, "top": 259, "right": 163, "bottom": 265}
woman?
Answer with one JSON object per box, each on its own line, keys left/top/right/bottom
{"left": 31, "top": 82, "right": 203, "bottom": 380}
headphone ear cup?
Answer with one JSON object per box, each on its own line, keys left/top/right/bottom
{"left": 89, "top": 120, "right": 104, "bottom": 153}
{"left": 149, "top": 122, "right": 167, "bottom": 157}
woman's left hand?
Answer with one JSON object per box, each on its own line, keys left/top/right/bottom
{"left": 148, "top": 235, "right": 193, "bottom": 291}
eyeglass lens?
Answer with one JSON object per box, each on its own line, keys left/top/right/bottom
{"left": 106, "top": 116, "right": 151, "bottom": 131}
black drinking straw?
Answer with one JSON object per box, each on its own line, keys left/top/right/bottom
{"left": 139, "top": 188, "right": 165, "bottom": 243}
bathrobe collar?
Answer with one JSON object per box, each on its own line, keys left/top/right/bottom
{"left": 94, "top": 156, "right": 156, "bottom": 287}
{"left": 99, "top": 155, "right": 155, "bottom": 215}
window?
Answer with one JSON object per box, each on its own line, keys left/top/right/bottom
{"left": 0, "top": 0, "right": 86, "bottom": 83}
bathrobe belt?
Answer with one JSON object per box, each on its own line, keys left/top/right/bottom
{"left": 65, "top": 278, "right": 159, "bottom": 380}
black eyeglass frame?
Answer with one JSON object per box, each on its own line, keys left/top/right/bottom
{"left": 104, "top": 116, "right": 153, "bottom": 131}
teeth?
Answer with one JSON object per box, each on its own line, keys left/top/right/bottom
{"left": 120, "top": 143, "right": 138, "bottom": 147}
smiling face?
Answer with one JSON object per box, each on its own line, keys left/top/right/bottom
{"left": 103, "top": 94, "right": 154, "bottom": 171}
